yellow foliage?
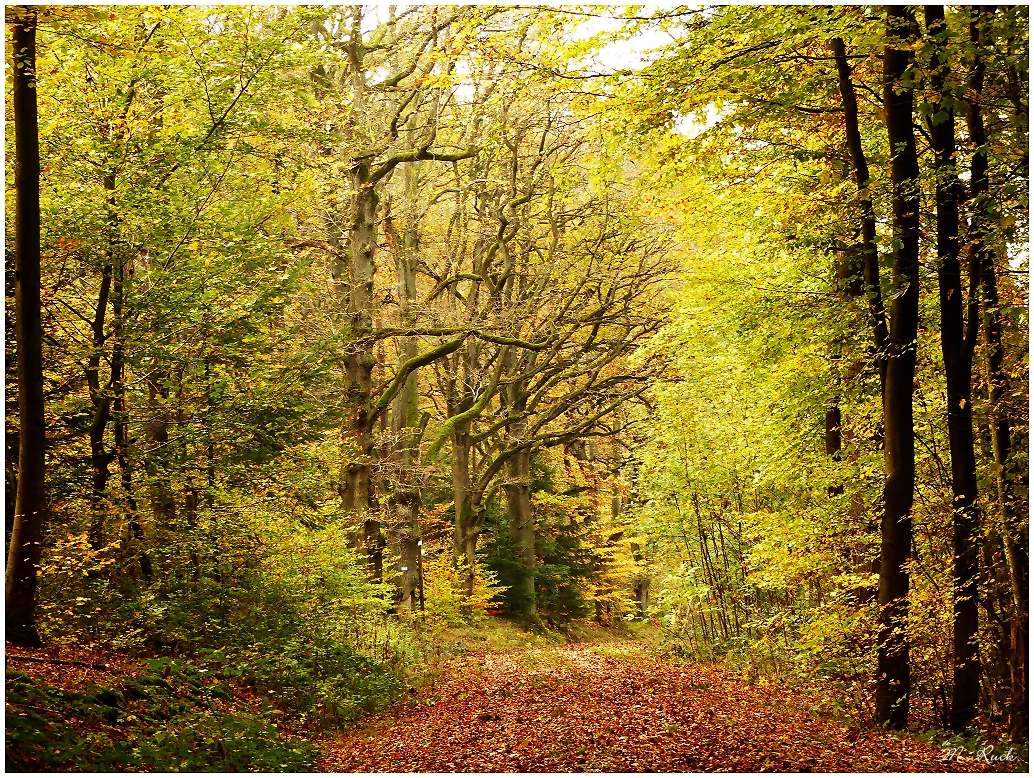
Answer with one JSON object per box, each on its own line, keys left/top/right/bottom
{"left": 419, "top": 552, "right": 505, "bottom": 630}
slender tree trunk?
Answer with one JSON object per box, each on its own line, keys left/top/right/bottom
{"left": 875, "top": 6, "right": 921, "bottom": 730}
{"left": 832, "top": 36, "right": 888, "bottom": 591}
{"left": 115, "top": 389, "right": 152, "bottom": 583}
{"left": 924, "top": 5, "right": 982, "bottom": 732}
{"left": 965, "top": 5, "right": 1027, "bottom": 739}
{"left": 6, "top": 8, "right": 46, "bottom": 647}
{"left": 87, "top": 258, "right": 114, "bottom": 550}
{"left": 831, "top": 37, "right": 888, "bottom": 389}
{"left": 146, "top": 360, "right": 175, "bottom": 527}
{"left": 827, "top": 248, "right": 859, "bottom": 495}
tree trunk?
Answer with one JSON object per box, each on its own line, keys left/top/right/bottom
{"left": 87, "top": 259, "right": 114, "bottom": 550}
{"left": 924, "top": 5, "right": 982, "bottom": 733}
{"left": 395, "top": 494, "right": 421, "bottom": 610}
{"left": 965, "top": 5, "right": 1027, "bottom": 739}
{"left": 115, "top": 389, "right": 152, "bottom": 583}
{"left": 146, "top": 361, "right": 175, "bottom": 527}
{"left": 6, "top": 9, "right": 46, "bottom": 647}
{"left": 451, "top": 426, "right": 477, "bottom": 613}
{"left": 505, "top": 447, "right": 535, "bottom": 615}
{"left": 340, "top": 175, "right": 383, "bottom": 581}
{"left": 832, "top": 37, "right": 888, "bottom": 592}
{"left": 387, "top": 192, "right": 424, "bottom": 611}
{"left": 635, "top": 579, "right": 650, "bottom": 618}
{"left": 831, "top": 37, "right": 888, "bottom": 388}
{"left": 875, "top": 6, "right": 921, "bottom": 731}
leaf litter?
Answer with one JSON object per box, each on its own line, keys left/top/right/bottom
{"left": 320, "top": 644, "right": 983, "bottom": 773}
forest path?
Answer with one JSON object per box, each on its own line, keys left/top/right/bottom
{"left": 319, "top": 643, "right": 972, "bottom": 773}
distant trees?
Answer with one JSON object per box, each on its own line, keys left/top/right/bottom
{"left": 5, "top": 5, "right": 671, "bottom": 654}
{"left": 292, "top": 7, "right": 676, "bottom": 615}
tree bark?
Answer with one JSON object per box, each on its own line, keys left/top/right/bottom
{"left": 146, "top": 360, "right": 175, "bottom": 527}
{"left": 6, "top": 8, "right": 46, "bottom": 647}
{"left": 505, "top": 447, "right": 535, "bottom": 615}
{"left": 924, "top": 5, "right": 982, "bottom": 733}
{"left": 339, "top": 175, "right": 384, "bottom": 581}
{"left": 875, "top": 6, "right": 921, "bottom": 731}
{"left": 832, "top": 36, "right": 886, "bottom": 595}
{"left": 451, "top": 425, "right": 478, "bottom": 613}
{"left": 831, "top": 37, "right": 889, "bottom": 388}
{"left": 86, "top": 255, "right": 114, "bottom": 551}
{"left": 386, "top": 188, "right": 424, "bottom": 611}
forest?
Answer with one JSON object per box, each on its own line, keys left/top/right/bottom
{"left": 5, "top": 4, "right": 1028, "bottom": 773}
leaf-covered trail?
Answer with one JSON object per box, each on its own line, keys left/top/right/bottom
{"left": 320, "top": 644, "right": 972, "bottom": 773}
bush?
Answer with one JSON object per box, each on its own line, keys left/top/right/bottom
{"left": 33, "top": 518, "right": 407, "bottom": 730}
{"left": 419, "top": 548, "right": 505, "bottom": 629}
{"left": 795, "top": 597, "right": 879, "bottom": 721}
{"left": 5, "top": 663, "right": 319, "bottom": 772}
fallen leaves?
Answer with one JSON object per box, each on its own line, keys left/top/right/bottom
{"left": 320, "top": 644, "right": 985, "bottom": 773}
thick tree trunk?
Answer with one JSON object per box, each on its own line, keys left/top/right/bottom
{"left": 635, "top": 579, "right": 650, "bottom": 618}
{"left": 340, "top": 177, "right": 384, "bottom": 581}
{"left": 875, "top": 6, "right": 921, "bottom": 731}
{"left": 451, "top": 426, "right": 478, "bottom": 613}
{"left": 387, "top": 195, "right": 424, "bottom": 611}
{"left": 6, "top": 9, "right": 46, "bottom": 647}
{"left": 965, "top": 5, "right": 1027, "bottom": 739}
{"left": 505, "top": 447, "right": 535, "bottom": 615}
{"left": 395, "top": 494, "right": 421, "bottom": 609}
{"left": 924, "top": 5, "right": 982, "bottom": 733}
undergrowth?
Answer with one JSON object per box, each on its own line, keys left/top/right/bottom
{"left": 5, "top": 660, "right": 318, "bottom": 772}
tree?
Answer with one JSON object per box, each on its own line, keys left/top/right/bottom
{"left": 5, "top": 4, "right": 46, "bottom": 646}
{"left": 964, "top": 4, "right": 1028, "bottom": 739}
{"left": 308, "top": 6, "right": 480, "bottom": 580}
{"left": 618, "top": 2, "right": 1026, "bottom": 730}
{"left": 921, "top": 4, "right": 980, "bottom": 732}
{"left": 875, "top": 5, "right": 922, "bottom": 731}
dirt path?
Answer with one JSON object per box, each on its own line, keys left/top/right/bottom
{"left": 320, "top": 644, "right": 977, "bottom": 773}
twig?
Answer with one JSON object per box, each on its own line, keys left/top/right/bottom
{"left": 8, "top": 655, "right": 109, "bottom": 670}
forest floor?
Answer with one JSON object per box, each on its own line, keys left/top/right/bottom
{"left": 7, "top": 635, "right": 1024, "bottom": 772}
{"left": 320, "top": 642, "right": 1004, "bottom": 773}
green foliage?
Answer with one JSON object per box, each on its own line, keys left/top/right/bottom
{"left": 795, "top": 598, "right": 880, "bottom": 721}
{"left": 7, "top": 4, "right": 1027, "bottom": 761}
{"left": 481, "top": 500, "right": 604, "bottom": 625}
{"left": 481, "top": 532, "right": 535, "bottom": 616}
{"left": 5, "top": 664, "right": 319, "bottom": 772}
{"left": 620, "top": 0, "right": 1028, "bottom": 736}
{"left": 532, "top": 514, "right": 603, "bottom": 623}
{"left": 35, "top": 520, "right": 405, "bottom": 729}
